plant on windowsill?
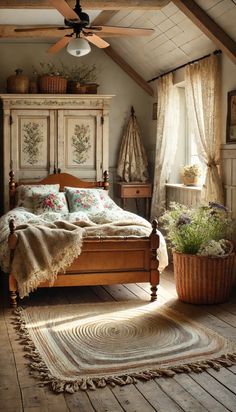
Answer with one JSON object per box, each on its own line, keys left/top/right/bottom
{"left": 160, "top": 202, "right": 235, "bottom": 304}
{"left": 182, "top": 163, "right": 201, "bottom": 186}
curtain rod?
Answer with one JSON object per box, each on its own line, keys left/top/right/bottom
{"left": 147, "top": 49, "right": 222, "bottom": 83}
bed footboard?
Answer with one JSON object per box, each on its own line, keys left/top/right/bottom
{"left": 8, "top": 219, "right": 160, "bottom": 308}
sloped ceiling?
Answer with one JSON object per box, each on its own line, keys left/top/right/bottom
{"left": 0, "top": 0, "right": 236, "bottom": 84}
{"left": 104, "top": 0, "right": 236, "bottom": 81}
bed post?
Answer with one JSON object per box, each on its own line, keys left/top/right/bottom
{"left": 103, "top": 170, "right": 109, "bottom": 191}
{"left": 8, "top": 219, "right": 18, "bottom": 308}
{"left": 150, "top": 219, "right": 160, "bottom": 301}
{"left": 9, "top": 163, "right": 16, "bottom": 210}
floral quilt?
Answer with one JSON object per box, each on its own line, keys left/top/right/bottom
{"left": 0, "top": 201, "right": 168, "bottom": 274}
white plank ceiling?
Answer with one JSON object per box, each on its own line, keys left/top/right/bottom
{"left": 0, "top": 0, "right": 236, "bottom": 81}
{"left": 105, "top": 0, "right": 236, "bottom": 80}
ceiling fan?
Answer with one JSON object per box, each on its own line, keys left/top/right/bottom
{"left": 14, "top": 0, "right": 155, "bottom": 56}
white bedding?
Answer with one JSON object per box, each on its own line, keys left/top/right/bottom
{"left": 0, "top": 203, "right": 168, "bottom": 274}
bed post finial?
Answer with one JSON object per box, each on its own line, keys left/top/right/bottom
{"left": 9, "top": 161, "right": 15, "bottom": 191}
{"left": 9, "top": 218, "right": 16, "bottom": 235}
{"left": 103, "top": 170, "right": 109, "bottom": 191}
{"left": 151, "top": 218, "right": 158, "bottom": 234}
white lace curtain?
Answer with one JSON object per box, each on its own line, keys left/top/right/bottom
{"left": 185, "top": 54, "right": 224, "bottom": 204}
{"left": 151, "top": 73, "right": 180, "bottom": 218}
{"left": 117, "top": 107, "right": 149, "bottom": 182}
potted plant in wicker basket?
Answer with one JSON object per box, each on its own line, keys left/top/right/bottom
{"left": 182, "top": 164, "right": 201, "bottom": 186}
{"left": 160, "top": 202, "right": 235, "bottom": 304}
{"left": 66, "top": 63, "right": 98, "bottom": 94}
{"left": 34, "top": 62, "right": 68, "bottom": 94}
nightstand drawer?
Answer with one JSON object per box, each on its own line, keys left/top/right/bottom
{"left": 116, "top": 182, "right": 152, "bottom": 219}
{"left": 120, "top": 184, "right": 152, "bottom": 198}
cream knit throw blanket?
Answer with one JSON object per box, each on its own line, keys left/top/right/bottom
{"left": 11, "top": 221, "right": 84, "bottom": 299}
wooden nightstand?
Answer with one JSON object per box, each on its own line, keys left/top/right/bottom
{"left": 116, "top": 182, "right": 152, "bottom": 219}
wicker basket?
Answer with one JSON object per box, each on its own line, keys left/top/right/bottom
{"left": 173, "top": 250, "right": 235, "bottom": 304}
{"left": 38, "top": 75, "right": 67, "bottom": 94}
{"left": 182, "top": 175, "right": 199, "bottom": 186}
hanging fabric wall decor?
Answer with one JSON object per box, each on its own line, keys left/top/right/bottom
{"left": 117, "top": 107, "right": 149, "bottom": 182}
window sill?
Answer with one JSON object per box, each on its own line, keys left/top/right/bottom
{"left": 166, "top": 183, "right": 202, "bottom": 208}
{"left": 165, "top": 183, "right": 202, "bottom": 191}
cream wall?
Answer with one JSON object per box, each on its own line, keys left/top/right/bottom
{"left": 0, "top": 42, "right": 153, "bottom": 174}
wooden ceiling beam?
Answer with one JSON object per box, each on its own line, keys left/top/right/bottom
{"left": 0, "top": 0, "right": 170, "bottom": 9}
{"left": 172, "top": 0, "right": 236, "bottom": 65}
{"left": 104, "top": 46, "right": 154, "bottom": 96}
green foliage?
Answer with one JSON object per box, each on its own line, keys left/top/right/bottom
{"left": 33, "top": 61, "right": 65, "bottom": 77}
{"left": 33, "top": 61, "right": 98, "bottom": 83}
{"left": 72, "top": 124, "right": 91, "bottom": 164}
{"left": 22, "top": 122, "right": 43, "bottom": 165}
{"left": 160, "top": 202, "right": 232, "bottom": 255}
{"left": 66, "top": 63, "right": 97, "bottom": 83}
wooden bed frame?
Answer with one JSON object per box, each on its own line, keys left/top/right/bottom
{"left": 8, "top": 170, "right": 160, "bottom": 307}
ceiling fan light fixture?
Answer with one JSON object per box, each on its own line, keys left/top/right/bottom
{"left": 67, "top": 37, "right": 91, "bottom": 57}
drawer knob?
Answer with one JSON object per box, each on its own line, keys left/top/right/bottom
{"left": 136, "top": 189, "right": 140, "bottom": 194}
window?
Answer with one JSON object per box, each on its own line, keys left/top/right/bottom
{"left": 168, "top": 84, "right": 205, "bottom": 185}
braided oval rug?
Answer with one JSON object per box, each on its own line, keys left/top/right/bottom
{"left": 14, "top": 301, "right": 236, "bottom": 393}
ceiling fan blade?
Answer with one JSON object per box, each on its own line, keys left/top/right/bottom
{"left": 49, "top": 0, "right": 80, "bottom": 22}
{"left": 84, "top": 26, "right": 154, "bottom": 37}
{"left": 47, "top": 35, "right": 72, "bottom": 54}
{"left": 5, "top": 25, "right": 72, "bottom": 39}
{"left": 14, "top": 26, "right": 67, "bottom": 33}
{"left": 82, "top": 33, "right": 109, "bottom": 49}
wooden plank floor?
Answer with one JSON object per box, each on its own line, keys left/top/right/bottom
{"left": 0, "top": 268, "right": 236, "bottom": 412}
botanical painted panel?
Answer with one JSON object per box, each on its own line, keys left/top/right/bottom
{"left": 65, "top": 116, "right": 95, "bottom": 169}
{"left": 19, "top": 117, "right": 49, "bottom": 168}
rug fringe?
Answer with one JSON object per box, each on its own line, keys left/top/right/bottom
{"left": 12, "top": 308, "right": 236, "bottom": 394}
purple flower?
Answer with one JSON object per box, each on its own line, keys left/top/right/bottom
{"left": 209, "top": 202, "right": 227, "bottom": 212}
{"left": 176, "top": 214, "right": 191, "bottom": 228}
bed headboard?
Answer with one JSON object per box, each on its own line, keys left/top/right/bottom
{"left": 9, "top": 169, "right": 109, "bottom": 210}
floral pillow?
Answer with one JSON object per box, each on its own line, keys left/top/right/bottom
{"left": 33, "top": 192, "right": 69, "bottom": 215}
{"left": 65, "top": 187, "right": 104, "bottom": 214}
{"left": 16, "top": 184, "right": 60, "bottom": 210}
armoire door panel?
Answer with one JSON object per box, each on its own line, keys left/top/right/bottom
{"left": 58, "top": 109, "right": 103, "bottom": 180}
{"left": 11, "top": 109, "right": 56, "bottom": 181}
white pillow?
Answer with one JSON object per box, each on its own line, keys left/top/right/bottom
{"left": 98, "top": 190, "right": 120, "bottom": 211}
